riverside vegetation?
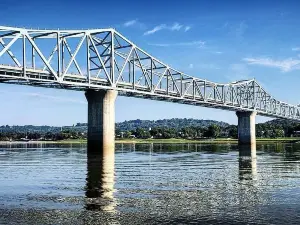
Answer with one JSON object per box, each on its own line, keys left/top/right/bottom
{"left": 0, "top": 118, "right": 299, "bottom": 142}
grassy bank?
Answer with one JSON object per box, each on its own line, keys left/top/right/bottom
{"left": 1, "top": 137, "right": 300, "bottom": 145}
{"left": 115, "top": 137, "right": 300, "bottom": 144}
{"left": 115, "top": 138, "right": 238, "bottom": 144}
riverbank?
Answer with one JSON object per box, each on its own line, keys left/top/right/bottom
{"left": 118, "top": 137, "right": 300, "bottom": 144}
{"left": 0, "top": 137, "right": 300, "bottom": 145}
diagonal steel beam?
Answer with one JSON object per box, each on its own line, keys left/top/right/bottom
{"left": 89, "top": 35, "right": 112, "bottom": 85}
{"left": 0, "top": 38, "right": 21, "bottom": 67}
{"left": 116, "top": 47, "right": 134, "bottom": 84}
{"left": 0, "top": 33, "right": 21, "bottom": 57}
{"left": 62, "top": 39, "right": 83, "bottom": 76}
{"left": 62, "top": 35, "right": 86, "bottom": 78}
{"left": 25, "top": 34, "right": 58, "bottom": 80}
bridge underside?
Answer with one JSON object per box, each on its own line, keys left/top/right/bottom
{"left": 0, "top": 66, "right": 298, "bottom": 121}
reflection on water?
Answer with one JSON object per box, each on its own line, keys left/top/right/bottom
{"left": 0, "top": 142, "right": 300, "bottom": 224}
{"left": 85, "top": 146, "right": 116, "bottom": 212}
{"left": 238, "top": 145, "right": 257, "bottom": 181}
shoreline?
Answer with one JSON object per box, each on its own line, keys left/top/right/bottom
{"left": 0, "top": 137, "right": 299, "bottom": 145}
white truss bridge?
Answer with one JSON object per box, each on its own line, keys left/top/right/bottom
{"left": 0, "top": 26, "right": 299, "bottom": 121}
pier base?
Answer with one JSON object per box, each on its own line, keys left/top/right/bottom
{"left": 85, "top": 90, "right": 118, "bottom": 152}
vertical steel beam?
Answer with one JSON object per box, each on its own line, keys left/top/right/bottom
{"left": 132, "top": 53, "right": 135, "bottom": 89}
{"left": 180, "top": 75, "right": 183, "bottom": 97}
{"left": 57, "top": 32, "right": 61, "bottom": 78}
{"left": 128, "top": 60, "right": 131, "bottom": 83}
{"left": 31, "top": 38, "right": 35, "bottom": 69}
{"left": 193, "top": 80, "right": 195, "bottom": 100}
{"left": 151, "top": 59, "right": 153, "bottom": 92}
{"left": 111, "top": 31, "right": 115, "bottom": 86}
{"left": 22, "top": 34, "right": 26, "bottom": 77}
{"left": 204, "top": 80, "right": 206, "bottom": 101}
{"left": 166, "top": 70, "right": 169, "bottom": 95}
{"left": 61, "top": 38, "right": 64, "bottom": 74}
{"left": 87, "top": 34, "right": 91, "bottom": 84}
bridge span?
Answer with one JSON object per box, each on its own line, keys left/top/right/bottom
{"left": 0, "top": 26, "right": 299, "bottom": 151}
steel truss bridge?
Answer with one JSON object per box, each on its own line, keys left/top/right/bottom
{"left": 0, "top": 26, "right": 299, "bottom": 121}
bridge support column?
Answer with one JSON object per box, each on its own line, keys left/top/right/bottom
{"left": 236, "top": 111, "right": 257, "bottom": 145}
{"left": 85, "top": 90, "right": 118, "bottom": 151}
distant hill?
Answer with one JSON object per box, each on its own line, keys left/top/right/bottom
{"left": 0, "top": 118, "right": 230, "bottom": 133}
{"left": 116, "top": 118, "right": 229, "bottom": 131}
{"left": 2, "top": 118, "right": 298, "bottom": 134}
{"left": 258, "top": 119, "right": 300, "bottom": 127}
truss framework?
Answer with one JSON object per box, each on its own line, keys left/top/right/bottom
{"left": 0, "top": 26, "right": 299, "bottom": 120}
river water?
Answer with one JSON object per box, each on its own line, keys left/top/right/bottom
{"left": 0, "top": 143, "right": 299, "bottom": 224}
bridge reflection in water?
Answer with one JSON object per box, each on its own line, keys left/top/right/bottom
{"left": 85, "top": 145, "right": 116, "bottom": 212}
{"left": 84, "top": 142, "right": 259, "bottom": 212}
{"left": 239, "top": 144, "right": 257, "bottom": 181}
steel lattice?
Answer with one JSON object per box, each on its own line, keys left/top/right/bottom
{"left": 0, "top": 26, "right": 299, "bottom": 120}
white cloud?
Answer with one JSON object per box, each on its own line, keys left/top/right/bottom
{"left": 243, "top": 57, "right": 300, "bottom": 72}
{"left": 144, "top": 23, "right": 191, "bottom": 35}
{"left": 144, "top": 24, "right": 166, "bottom": 35}
{"left": 292, "top": 47, "right": 300, "bottom": 51}
{"left": 213, "top": 51, "right": 223, "bottom": 54}
{"left": 189, "top": 64, "right": 194, "bottom": 69}
{"left": 184, "top": 26, "right": 191, "bottom": 32}
{"left": 170, "top": 23, "right": 183, "bottom": 31}
{"left": 149, "top": 40, "right": 205, "bottom": 48}
{"left": 123, "top": 19, "right": 138, "bottom": 27}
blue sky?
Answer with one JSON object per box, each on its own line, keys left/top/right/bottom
{"left": 0, "top": 0, "right": 300, "bottom": 126}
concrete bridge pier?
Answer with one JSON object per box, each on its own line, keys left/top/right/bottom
{"left": 85, "top": 90, "right": 118, "bottom": 151}
{"left": 236, "top": 111, "right": 257, "bottom": 145}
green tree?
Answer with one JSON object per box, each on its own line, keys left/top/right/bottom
{"left": 205, "top": 124, "right": 220, "bottom": 138}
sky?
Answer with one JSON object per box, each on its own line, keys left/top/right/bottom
{"left": 0, "top": 0, "right": 300, "bottom": 126}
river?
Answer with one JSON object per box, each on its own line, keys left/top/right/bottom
{"left": 0, "top": 143, "right": 300, "bottom": 224}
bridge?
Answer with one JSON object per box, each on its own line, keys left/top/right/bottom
{"left": 0, "top": 26, "right": 299, "bottom": 151}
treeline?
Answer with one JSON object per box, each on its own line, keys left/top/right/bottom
{"left": 116, "top": 124, "right": 237, "bottom": 139}
{"left": 116, "top": 118, "right": 229, "bottom": 131}
{"left": 0, "top": 130, "right": 86, "bottom": 141}
{"left": 0, "top": 118, "right": 299, "bottom": 141}
{"left": 116, "top": 119, "right": 300, "bottom": 139}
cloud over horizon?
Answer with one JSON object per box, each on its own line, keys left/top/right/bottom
{"left": 243, "top": 57, "right": 300, "bottom": 72}
{"left": 123, "top": 19, "right": 145, "bottom": 29}
{"left": 144, "top": 23, "right": 191, "bottom": 35}
{"left": 123, "top": 19, "right": 138, "bottom": 27}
